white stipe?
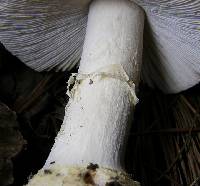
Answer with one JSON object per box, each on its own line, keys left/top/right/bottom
{"left": 45, "top": 0, "right": 144, "bottom": 171}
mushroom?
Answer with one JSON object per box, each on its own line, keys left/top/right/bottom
{"left": 0, "top": 0, "right": 199, "bottom": 185}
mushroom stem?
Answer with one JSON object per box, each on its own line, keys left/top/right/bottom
{"left": 27, "top": 0, "right": 144, "bottom": 185}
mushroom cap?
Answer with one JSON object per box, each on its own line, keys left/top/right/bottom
{"left": 0, "top": 0, "right": 90, "bottom": 71}
{"left": 0, "top": 0, "right": 199, "bottom": 93}
{"left": 136, "top": 0, "right": 200, "bottom": 93}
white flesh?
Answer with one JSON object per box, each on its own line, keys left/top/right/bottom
{"left": 45, "top": 0, "right": 144, "bottom": 171}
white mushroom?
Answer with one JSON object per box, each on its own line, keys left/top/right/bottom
{"left": 0, "top": 0, "right": 200, "bottom": 185}
{"left": 26, "top": 0, "right": 143, "bottom": 185}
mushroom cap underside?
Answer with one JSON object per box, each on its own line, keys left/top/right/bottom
{"left": 0, "top": 0, "right": 199, "bottom": 93}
